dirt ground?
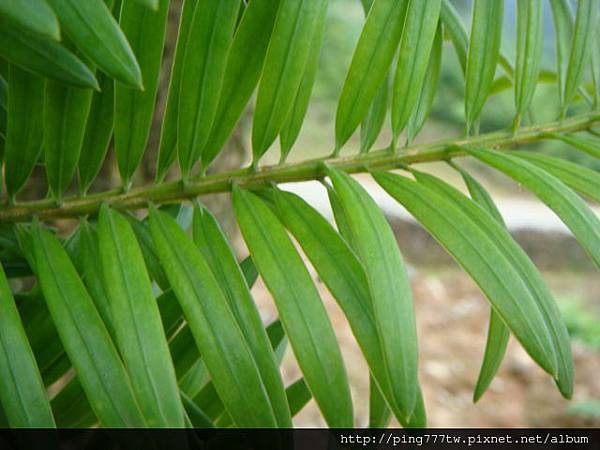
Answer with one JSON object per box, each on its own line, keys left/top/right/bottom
{"left": 246, "top": 220, "right": 600, "bottom": 428}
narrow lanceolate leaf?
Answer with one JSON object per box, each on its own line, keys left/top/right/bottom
{"left": 474, "top": 309, "right": 510, "bottom": 402}
{"left": 232, "top": 186, "right": 353, "bottom": 427}
{"left": 465, "top": 0, "right": 504, "bottom": 132}
{"left": 591, "top": 19, "right": 600, "bottom": 108}
{"left": 335, "top": 0, "right": 408, "bottom": 151}
{"left": 373, "top": 172, "right": 564, "bottom": 386}
{"left": 514, "top": 151, "right": 600, "bottom": 203}
{"left": 4, "top": 66, "right": 44, "bottom": 198}
{"left": 563, "top": 0, "right": 598, "bottom": 110}
{"left": 45, "top": 0, "right": 142, "bottom": 88}
{"left": 549, "top": 0, "right": 574, "bottom": 107}
{"left": 78, "top": 71, "right": 114, "bottom": 193}
{"left": 149, "top": 208, "right": 278, "bottom": 428}
{"left": 252, "top": 0, "right": 328, "bottom": 163}
{"left": 0, "top": 22, "right": 98, "bottom": 89}
{"left": 286, "top": 379, "right": 312, "bottom": 417}
{"left": 29, "top": 225, "right": 146, "bottom": 427}
{"left": 0, "top": 0, "right": 60, "bottom": 40}
{"left": 391, "top": 0, "right": 441, "bottom": 146}
{"left": 453, "top": 167, "right": 510, "bottom": 402}
{"left": 181, "top": 392, "right": 215, "bottom": 428}
{"left": 547, "top": 132, "right": 600, "bottom": 159}
{"left": 467, "top": 147, "right": 600, "bottom": 271}
{"left": 514, "top": 0, "right": 543, "bottom": 125}
{"left": 0, "top": 265, "right": 55, "bottom": 428}
{"left": 155, "top": 0, "right": 198, "bottom": 181}
{"left": 44, "top": 79, "right": 93, "bottom": 200}
{"left": 98, "top": 206, "right": 184, "bottom": 427}
{"left": 115, "top": 0, "right": 169, "bottom": 188}
{"left": 407, "top": 24, "right": 442, "bottom": 144}
{"left": 326, "top": 167, "right": 418, "bottom": 420}
{"left": 78, "top": 221, "right": 115, "bottom": 339}
{"left": 279, "top": 0, "right": 328, "bottom": 162}
{"left": 177, "top": 0, "right": 240, "bottom": 179}
{"left": 369, "top": 378, "right": 391, "bottom": 428}
{"left": 360, "top": 72, "right": 389, "bottom": 153}
{"left": 440, "top": 0, "right": 467, "bottom": 73}
{"left": 202, "top": 0, "right": 282, "bottom": 168}
{"left": 192, "top": 203, "right": 292, "bottom": 428}
{"left": 410, "top": 169, "right": 573, "bottom": 399}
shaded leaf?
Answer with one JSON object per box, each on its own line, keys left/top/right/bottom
{"left": 4, "top": 65, "right": 44, "bottom": 198}
{"left": 177, "top": 0, "right": 240, "bottom": 179}
{"left": 115, "top": 0, "right": 170, "bottom": 187}
{"left": 391, "top": 0, "right": 441, "bottom": 145}
{"left": 149, "top": 207, "right": 278, "bottom": 427}
{"left": 549, "top": 0, "right": 574, "bottom": 107}
{"left": 252, "top": 0, "right": 329, "bottom": 163}
{"left": 335, "top": 0, "right": 408, "bottom": 150}
{"left": 0, "top": 266, "right": 55, "bottom": 427}
{"left": 465, "top": 0, "right": 504, "bottom": 131}
{"left": 202, "top": 0, "right": 282, "bottom": 169}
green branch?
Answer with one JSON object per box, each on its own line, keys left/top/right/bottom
{"left": 1, "top": 112, "right": 599, "bottom": 223}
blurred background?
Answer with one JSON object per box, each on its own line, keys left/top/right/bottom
{"left": 17, "top": 0, "right": 600, "bottom": 427}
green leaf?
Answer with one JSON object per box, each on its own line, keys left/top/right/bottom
{"left": 78, "top": 221, "right": 115, "bottom": 340}
{"left": 77, "top": 71, "right": 114, "bottom": 194}
{"left": 412, "top": 168, "right": 574, "bottom": 399}
{"left": 514, "top": 0, "right": 543, "bottom": 125}
{"left": 43, "top": 79, "right": 93, "bottom": 200}
{"left": 271, "top": 187, "right": 423, "bottom": 426}
{"left": 155, "top": 0, "right": 198, "bottom": 181}
{"left": 232, "top": 186, "right": 353, "bottom": 427}
{"left": 0, "top": 20, "right": 98, "bottom": 89}
{"left": 591, "top": 18, "right": 600, "bottom": 108}
{"left": 4, "top": 65, "right": 44, "bottom": 198}
{"left": 406, "top": 24, "right": 443, "bottom": 144}
{"left": 115, "top": 0, "right": 169, "bottom": 188}
{"left": 29, "top": 225, "right": 146, "bottom": 427}
{"left": 278, "top": 0, "right": 328, "bottom": 162}
{"left": 369, "top": 377, "right": 391, "bottom": 428}
{"left": 128, "top": 0, "right": 159, "bottom": 10}
{"left": 548, "top": 132, "right": 600, "bottom": 159}
{"left": 464, "top": 0, "right": 504, "bottom": 132}
{"left": 549, "top": 0, "right": 574, "bottom": 108}
{"left": 335, "top": 0, "right": 408, "bottom": 151}
{"left": 467, "top": 147, "right": 600, "bottom": 271}
{"left": 0, "top": 0, "right": 60, "bottom": 40}
{"left": 474, "top": 309, "right": 510, "bottom": 402}
{"left": 325, "top": 167, "right": 418, "bottom": 421}
{"left": 360, "top": 72, "right": 389, "bottom": 153}
{"left": 148, "top": 207, "right": 278, "bottom": 427}
{"left": 181, "top": 391, "right": 215, "bottom": 428}
{"left": 98, "top": 206, "right": 184, "bottom": 427}
{"left": 440, "top": 0, "right": 468, "bottom": 73}
{"left": 51, "top": 378, "right": 96, "bottom": 428}
{"left": 452, "top": 166, "right": 510, "bottom": 402}
{"left": 45, "top": 0, "right": 142, "bottom": 88}
{"left": 192, "top": 203, "right": 292, "bottom": 428}
{"left": 286, "top": 378, "right": 312, "bottom": 417}
{"left": 177, "top": 0, "right": 240, "bottom": 179}
{"left": 202, "top": 0, "right": 282, "bottom": 169}
{"left": 373, "top": 171, "right": 562, "bottom": 381}
{"left": 390, "top": 0, "right": 441, "bottom": 146}
{"left": 563, "top": 0, "right": 598, "bottom": 110}
{"left": 252, "top": 0, "right": 330, "bottom": 163}
{"left": 0, "top": 265, "right": 55, "bottom": 427}
{"left": 513, "top": 151, "right": 600, "bottom": 203}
